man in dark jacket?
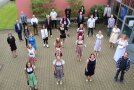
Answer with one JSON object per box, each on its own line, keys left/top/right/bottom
{"left": 114, "top": 52, "right": 130, "bottom": 82}
{"left": 77, "top": 12, "right": 84, "bottom": 28}
{"left": 45, "top": 15, "right": 52, "bottom": 37}
{"left": 15, "top": 20, "right": 23, "bottom": 41}
{"left": 65, "top": 6, "right": 71, "bottom": 20}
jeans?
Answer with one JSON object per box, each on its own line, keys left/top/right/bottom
{"left": 52, "top": 20, "right": 57, "bottom": 28}
{"left": 88, "top": 28, "right": 94, "bottom": 36}
{"left": 107, "top": 28, "right": 112, "bottom": 36}
{"left": 114, "top": 69, "right": 125, "bottom": 81}
{"left": 18, "top": 31, "right": 23, "bottom": 40}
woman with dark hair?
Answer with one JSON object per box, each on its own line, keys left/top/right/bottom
{"left": 79, "top": 5, "right": 85, "bottom": 15}
{"left": 59, "top": 24, "right": 66, "bottom": 47}
{"left": 85, "top": 53, "right": 96, "bottom": 82}
{"left": 25, "top": 62, "right": 38, "bottom": 90}
{"left": 7, "top": 33, "right": 17, "bottom": 58}
{"left": 24, "top": 24, "right": 29, "bottom": 47}
{"left": 41, "top": 24, "right": 49, "bottom": 48}
{"left": 77, "top": 24, "right": 85, "bottom": 40}
{"left": 54, "top": 38, "right": 63, "bottom": 57}
{"left": 93, "top": 8, "right": 99, "bottom": 23}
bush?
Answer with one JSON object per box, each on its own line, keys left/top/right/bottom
{"left": 66, "top": 0, "right": 83, "bottom": 17}
{"left": 90, "top": 5, "right": 105, "bottom": 20}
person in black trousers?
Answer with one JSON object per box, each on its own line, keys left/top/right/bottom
{"left": 114, "top": 52, "right": 130, "bottom": 82}
{"left": 7, "top": 33, "right": 17, "bottom": 58}
{"left": 93, "top": 9, "right": 99, "bottom": 24}
{"left": 65, "top": 6, "right": 71, "bottom": 20}
{"left": 15, "top": 20, "right": 23, "bottom": 41}
{"left": 24, "top": 24, "right": 29, "bottom": 47}
{"left": 45, "top": 15, "right": 52, "bottom": 37}
{"left": 20, "top": 11, "right": 27, "bottom": 30}
{"left": 77, "top": 12, "right": 84, "bottom": 28}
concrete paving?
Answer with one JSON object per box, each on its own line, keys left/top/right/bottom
{"left": 0, "top": 0, "right": 9, "bottom": 7}
{"left": 0, "top": 26, "right": 134, "bottom": 90}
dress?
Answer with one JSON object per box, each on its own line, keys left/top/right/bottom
{"left": 76, "top": 40, "right": 83, "bottom": 56}
{"left": 55, "top": 44, "right": 62, "bottom": 57}
{"left": 7, "top": 36, "right": 17, "bottom": 51}
{"left": 28, "top": 36, "right": 37, "bottom": 50}
{"left": 85, "top": 59, "right": 96, "bottom": 76}
{"left": 109, "top": 28, "right": 120, "bottom": 44}
{"left": 77, "top": 28, "right": 84, "bottom": 40}
{"left": 59, "top": 27, "right": 66, "bottom": 39}
{"left": 28, "top": 47, "right": 36, "bottom": 63}
{"left": 114, "top": 39, "right": 128, "bottom": 62}
{"left": 25, "top": 67, "right": 37, "bottom": 87}
{"left": 53, "top": 59, "right": 65, "bottom": 80}
{"left": 94, "top": 34, "right": 103, "bottom": 51}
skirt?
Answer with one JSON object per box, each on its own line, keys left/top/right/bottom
{"left": 10, "top": 44, "right": 17, "bottom": 51}
{"left": 28, "top": 73, "right": 38, "bottom": 87}
{"left": 60, "top": 34, "right": 66, "bottom": 39}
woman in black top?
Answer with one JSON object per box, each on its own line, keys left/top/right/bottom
{"left": 24, "top": 24, "right": 29, "bottom": 47}
{"left": 85, "top": 53, "right": 96, "bottom": 82}
{"left": 78, "top": 5, "right": 85, "bottom": 15}
{"left": 7, "top": 33, "right": 17, "bottom": 58}
{"left": 93, "top": 9, "right": 99, "bottom": 23}
{"left": 59, "top": 24, "right": 66, "bottom": 47}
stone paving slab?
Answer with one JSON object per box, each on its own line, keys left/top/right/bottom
{"left": 0, "top": 26, "right": 134, "bottom": 90}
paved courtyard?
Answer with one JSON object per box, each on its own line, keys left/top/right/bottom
{"left": 0, "top": 26, "right": 134, "bottom": 90}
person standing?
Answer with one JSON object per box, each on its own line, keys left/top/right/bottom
{"left": 60, "top": 16, "right": 70, "bottom": 37}
{"left": 41, "top": 25, "right": 49, "bottom": 48}
{"left": 87, "top": 15, "right": 95, "bottom": 37}
{"left": 15, "top": 19, "right": 23, "bottom": 41}
{"left": 77, "top": 24, "right": 85, "bottom": 40}
{"left": 78, "top": 5, "right": 85, "bottom": 15}
{"left": 107, "top": 14, "right": 115, "bottom": 36}
{"left": 31, "top": 15, "right": 38, "bottom": 35}
{"left": 27, "top": 44, "right": 37, "bottom": 68}
{"left": 54, "top": 38, "right": 63, "bottom": 57}
{"left": 103, "top": 4, "right": 111, "bottom": 25}
{"left": 85, "top": 53, "right": 96, "bottom": 82}
{"left": 65, "top": 6, "right": 71, "bottom": 20}
{"left": 59, "top": 24, "right": 66, "bottom": 47}
{"left": 114, "top": 52, "right": 130, "bottom": 82}
{"left": 109, "top": 25, "right": 120, "bottom": 48}
{"left": 28, "top": 34, "right": 37, "bottom": 50}
{"left": 114, "top": 35, "right": 128, "bottom": 62}
{"left": 50, "top": 9, "right": 57, "bottom": 29}
{"left": 7, "top": 33, "right": 17, "bottom": 58}
{"left": 24, "top": 24, "right": 29, "bottom": 47}
{"left": 93, "top": 9, "right": 99, "bottom": 23}
{"left": 25, "top": 62, "right": 38, "bottom": 90}
{"left": 53, "top": 56, "right": 65, "bottom": 85}
{"left": 77, "top": 12, "right": 84, "bottom": 28}
{"left": 20, "top": 11, "right": 27, "bottom": 29}
{"left": 76, "top": 36, "right": 84, "bottom": 61}
{"left": 45, "top": 15, "right": 52, "bottom": 37}
{"left": 94, "top": 31, "right": 104, "bottom": 56}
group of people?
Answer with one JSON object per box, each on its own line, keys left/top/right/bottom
{"left": 6, "top": 4, "right": 131, "bottom": 90}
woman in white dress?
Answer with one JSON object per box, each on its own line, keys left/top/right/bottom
{"left": 109, "top": 25, "right": 120, "bottom": 48}
{"left": 114, "top": 35, "right": 128, "bottom": 62}
{"left": 94, "top": 31, "right": 103, "bottom": 56}
{"left": 41, "top": 24, "right": 49, "bottom": 48}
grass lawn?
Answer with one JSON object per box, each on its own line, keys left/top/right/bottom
{"left": 0, "top": 2, "right": 18, "bottom": 30}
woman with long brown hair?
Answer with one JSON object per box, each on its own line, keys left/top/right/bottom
{"left": 54, "top": 38, "right": 63, "bottom": 57}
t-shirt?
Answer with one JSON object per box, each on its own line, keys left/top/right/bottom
{"left": 53, "top": 59, "right": 65, "bottom": 66}
{"left": 28, "top": 48, "right": 35, "bottom": 57}
{"left": 87, "top": 18, "right": 95, "bottom": 28}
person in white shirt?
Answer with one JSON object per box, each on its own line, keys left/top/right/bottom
{"left": 31, "top": 15, "right": 38, "bottom": 35}
{"left": 41, "top": 25, "right": 49, "bottom": 48}
{"left": 50, "top": 9, "right": 57, "bottom": 29}
{"left": 103, "top": 4, "right": 111, "bottom": 25}
{"left": 87, "top": 15, "right": 95, "bottom": 37}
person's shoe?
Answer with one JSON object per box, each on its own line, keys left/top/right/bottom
{"left": 60, "top": 81, "right": 62, "bottom": 85}
{"left": 84, "top": 44, "right": 86, "bottom": 47}
{"left": 89, "top": 79, "right": 92, "bottom": 82}
{"left": 46, "top": 45, "right": 49, "bottom": 48}
{"left": 34, "top": 87, "right": 38, "bottom": 90}
{"left": 56, "top": 81, "right": 59, "bottom": 85}
{"left": 87, "top": 35, "right": 89, "bottom": 37}
{"left": 44, "top": 44, "right": 46, "bottom": 47}
{"left": 67, "top": 34, "right": 70, "bottom": 37}
{"left": 86, "top": 79, "right": 88, "bottom": 82}
{"left": 114, "top": 77, "right": 117, "bottom": 82}
{"left": 51, "top": 35, "right": 53, "bottom": 37}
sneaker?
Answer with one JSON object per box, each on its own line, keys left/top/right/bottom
{"left": 51, "top": 35, "right": 52, "bottom": 37}
{"left": 34, "top": 87, "right": 38, "bottom": 90}
{"left": 60, "top": 81, "right": 62, "bottom": 85}
{"left": 46, "top": 45, "right": 49, "bottom": 48}
{"left": 57, "top": 81, "right": 59, "bottom": 85}
{"left": 87, "top": 35, "right": 89, "bottom": 37}
{"left": 84, "top": 44, "right": 86, "bottom": 47}
{"left": 43, "top": 44, "right": 46, "bottom": 47}
{"left": 86, "top": 79, "right": 88, "bottom": 82}
{"left": 89, "top": 79, "right": 92, "bottom": 82}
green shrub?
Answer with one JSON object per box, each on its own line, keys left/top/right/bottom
{"left": 90, "top": 5, "right": 105, "bottom": 20}
{"left": 66, "top": 0, "right": 83, "bottom": 17}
